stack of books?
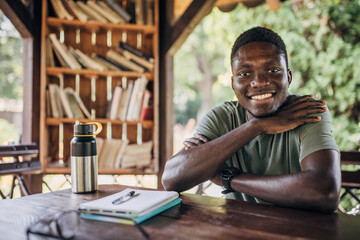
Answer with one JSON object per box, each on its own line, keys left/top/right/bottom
{"left": 79, "top": 188, "right": 181, "bottom": 225}
{"left": 47, "top": 84, "right": 90, "bottom": 119}
{"left": 47, "top": 34, "right": 154, "bottom": 73}
{"left": 97, "top": 139, "right": 152, "bottom": 169}
{"left": 49, "top": 0, "right": 154, "bottom": 25}
{"left": 107, "top": 76, "right": 152, "bottom": 121}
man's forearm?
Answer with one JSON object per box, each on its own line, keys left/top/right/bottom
{"left": 162, "top": 119, "right": 263, "bottom": 192}
{"left": 230, "top": 150, "right": 341, "bottom": 212}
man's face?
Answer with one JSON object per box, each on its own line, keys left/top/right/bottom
{"left": 231, "top": 41, "right": 292, "bottom": 118}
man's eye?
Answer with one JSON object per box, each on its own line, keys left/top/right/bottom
{"left": 268, "top": 68, "right": 281, "bottom": 73}
{"left": 238, "top": 72, "right": 251, "bottom": 77}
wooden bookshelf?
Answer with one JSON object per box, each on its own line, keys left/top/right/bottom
{"left": 39, "top": 0, "right": 159, "bottom": 178}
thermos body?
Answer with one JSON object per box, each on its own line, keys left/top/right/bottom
{"left": 71, "top": 136, "right": 98, "bottom": 193}
{"left": 71, "top": 156, "right": 98, "bottom": 193}
{"left": 70, "top": 122, "right": 102, "bottom": 193}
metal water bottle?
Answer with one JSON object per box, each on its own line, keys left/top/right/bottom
{"left": 71, "top": 122, "right": 102, "bottom": 193}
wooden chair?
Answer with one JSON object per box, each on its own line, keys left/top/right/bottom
{"left": 338, "top": 151, "right": 360, "bottom": 213}
{"left": 0, "top": 143, "right": 41, "bottom": 198}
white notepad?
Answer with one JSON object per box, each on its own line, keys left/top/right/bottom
{"left": 79, "top": 188, "right": 180, "bottom": 217}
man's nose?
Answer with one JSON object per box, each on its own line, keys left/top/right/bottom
{"left": 250, "top": 74, "right": 270, "bottom": 87}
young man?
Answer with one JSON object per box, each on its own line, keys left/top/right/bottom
{"left": 162, "top": 27, "right": 340, "bottom": 213}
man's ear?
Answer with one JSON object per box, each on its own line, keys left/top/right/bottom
{"left": 287, "top": 69, "right": 292, "bottom": 87}
{"left": 231, "top": 76, "right": 234, "bottom": 90}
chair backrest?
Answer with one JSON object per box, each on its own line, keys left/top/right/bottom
{"left": 340, "top": 151, "right": 360, "bottom": 188}
{"left": 0, "top": 143, "right": 41, "bottom": 176}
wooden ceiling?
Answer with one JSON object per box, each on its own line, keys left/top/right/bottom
{"left": 174, "top": 0, "right": 281, "bottom": 18}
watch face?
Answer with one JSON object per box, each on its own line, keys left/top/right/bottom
{"left": 222, "top": 167, "right": 240, "bottom": 177}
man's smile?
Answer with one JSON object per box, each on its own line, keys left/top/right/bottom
{"left": 248, "top": 92, "right": 275, "bottom": 100}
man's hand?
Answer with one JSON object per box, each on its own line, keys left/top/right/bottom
{"left": 259, "top": 95, "right": 327, "bottom": 134}
{"left": 184, "top": 133, "right": 209, "bottom": 150}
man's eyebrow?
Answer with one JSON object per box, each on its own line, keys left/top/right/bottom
{"left": 236, "top": 63, "right": 252, "bottom": 69}
{"left": 263, "top": 60, "right": 282, "bottom": 67}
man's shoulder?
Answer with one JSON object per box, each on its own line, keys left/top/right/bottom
{"left": 214, "top": 101, "right": 243, "bottom": 114}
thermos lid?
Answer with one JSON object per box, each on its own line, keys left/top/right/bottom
{"left": 74, "top": 123, "right": 94, "bottom": 136}
{"left": 73, "top": 122, "right": 102, "bottom": 137}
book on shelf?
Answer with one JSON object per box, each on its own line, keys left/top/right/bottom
{"left": 46, "top": 37, "right": 56, "bottom": 67}
{"left": 126, "top": 76, "right": 149, "bottom": 121}
{"left": 92, "top": 55, "right": 123, "bottom": 71}
{"left": 118, "top": 81, "right": 134, "bottom": 120}
{"left": 106, "top": 50, "right": 145, "bottom": 73}
{"left": 73, "top": 90, "right": 91, "bottom": 119}
{"left": 118, "top": 41, "right": 154, "bottom": 63}
{"left": 145, "top": 0, "right": 154, "bottom": 25}
{"left": 50, "top": 0, "right": 74, "bottom": 20}
{"left": 79, "top": 188, "right": 181, "bottom": 225}
{"left": 47, "top": 84, "right": 90, "bottom": 119}
{"left": 116, "top": 47, "right": 154, "bottom": 72}
{"left": 69, "top": 47, "right": 107, "bottom": 71}
{"left": 50, "top": 40, "right": 69, "bottom": 68}
{"left": 76, "top": 1, "right": 108, "bottom": 22}
{"left": 64, "top": 88, "right": 86, "bottom": 119}
{"left": 96, "top": 1, "right": 127, "bottom": 24}
{"left": 120, "top": 141, "right": 152, "bottom": 168}
{"left": 134, "top": 0, "right": 145, "bottom": 25}
{"left": 139, "top": 90, "right": 153, "bottom": 121}
{"left": 98, "top": 138, "right": 124, "bottom": 169}
{"left": 48, "top": 84, "right": 64, "bottom": 118}
{"left": 96, "top": 138, "right": 152, "bottom": 169}
{"left": 86, "top": 0, "right": 119, "bottom": 24}
{"left": 66, "top": 0, "right": 89, "bottom": 22}
{"left": 58, "top": 87, "right": 74, "bottom": 118}
{"left": 108, "top": 85, "right": 123, "bottom": 120}
{"left": 48, "top": 33, "right": 82, "bottom": 70}
{"left": 46, "top": 89, "right": 52, "bottom": 117}
{"left": 103, "top": 0, "right": 132, "bottom": 23}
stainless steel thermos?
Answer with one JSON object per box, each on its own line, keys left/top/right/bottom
{"left": 71, "top": 122, "right": 102, "bottom": 193}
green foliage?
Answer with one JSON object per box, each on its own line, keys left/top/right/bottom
{"left": 0, "top": 118, "right": 19, "bottom": 144}
{"left": 0, "top": 11, "right": 23, "bottom": 100}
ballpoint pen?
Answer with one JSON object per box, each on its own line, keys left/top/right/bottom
{"left": 112, "top": 191, "right": 136, "bottom": 205}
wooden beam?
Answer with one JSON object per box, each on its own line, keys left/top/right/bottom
{"left": 159, "top": 0, "right": 175, "bottom": 189}
{"left": 166, "top": 0, "right": 217, "bottom": 55}
{"left": 0, "top": 0, "right": 33, "bottom": 38}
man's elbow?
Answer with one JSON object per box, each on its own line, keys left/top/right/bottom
{"left": 318, "top": 188, "right": 340, "bottom": 213}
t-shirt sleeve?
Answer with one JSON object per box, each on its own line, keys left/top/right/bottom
{"left": 299, "top": 108, "right": 339, "bottom": 162}
{"left": 196, "top": 105, "right": 228, "bottom": 140}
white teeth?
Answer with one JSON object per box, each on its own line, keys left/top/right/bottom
{"left": 251, "top": 93, "right": 272, "bottom": 100}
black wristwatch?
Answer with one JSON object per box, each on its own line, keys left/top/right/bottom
{"left": 221, "top": 167, "right": 240, "bottom": 194}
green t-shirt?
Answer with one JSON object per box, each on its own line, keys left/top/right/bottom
{"left": 196, "top": 94, "right": 339, "bottom": 203}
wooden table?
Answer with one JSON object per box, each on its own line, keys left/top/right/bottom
{"left": 0, "top": 184, "right": 359, "bottom": 240}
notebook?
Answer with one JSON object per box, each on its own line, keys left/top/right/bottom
{"left": 78, "top": 188, "right": 181, "bottom": 223}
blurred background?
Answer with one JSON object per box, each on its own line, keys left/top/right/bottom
{"left": 1, "top": 0, "right": 359, "bottom": 211}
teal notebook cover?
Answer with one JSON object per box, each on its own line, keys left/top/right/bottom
{"left": 81, "top": 198, "right": 182, "bottom": 225}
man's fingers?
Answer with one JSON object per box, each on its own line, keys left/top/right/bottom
{"left": 283, "top": 97, "right": 326, "bottom": 113}
{"left": 183, "top": 134, "right": 209, "bottom": 150}
{"left": 194, "top": 133, "right": 209, "bottom": 143}
{"left": 290, "top": 106, "right": 327, "bottom": 118}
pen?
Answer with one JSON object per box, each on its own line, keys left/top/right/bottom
{"left": 112, "top": 191, "right": 136, "bottom": 205}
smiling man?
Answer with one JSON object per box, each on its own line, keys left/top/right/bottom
{"left": 162, "top": 27, "right": 341, "bottom": 213}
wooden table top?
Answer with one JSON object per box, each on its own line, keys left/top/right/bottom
{"left": 0, "top": 184, "right": 359, "bottom": 240}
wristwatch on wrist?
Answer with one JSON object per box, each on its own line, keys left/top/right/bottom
{"left": 221, "top": 167, "right": 241, "bottom": 194}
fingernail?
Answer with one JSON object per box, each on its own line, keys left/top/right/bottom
{"left": 317, "top": 116, "right": 322, "bottom": 120}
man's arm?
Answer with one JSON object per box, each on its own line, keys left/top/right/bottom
{"left": 228, "top": 149, "right": 340, "bottom": 213}
{"left": 162, "top": 95, "right": 327, "bottom": 192}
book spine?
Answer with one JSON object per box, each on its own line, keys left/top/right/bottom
{"left": 118, "top": 41, "right": 153, "bottom": 62}
{"left": 103, "top": 0, "right": 132, "bottom": 22}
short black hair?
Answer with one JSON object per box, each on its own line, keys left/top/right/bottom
{"left": 231, "top": 27, "right": 288, "bottom": 68}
